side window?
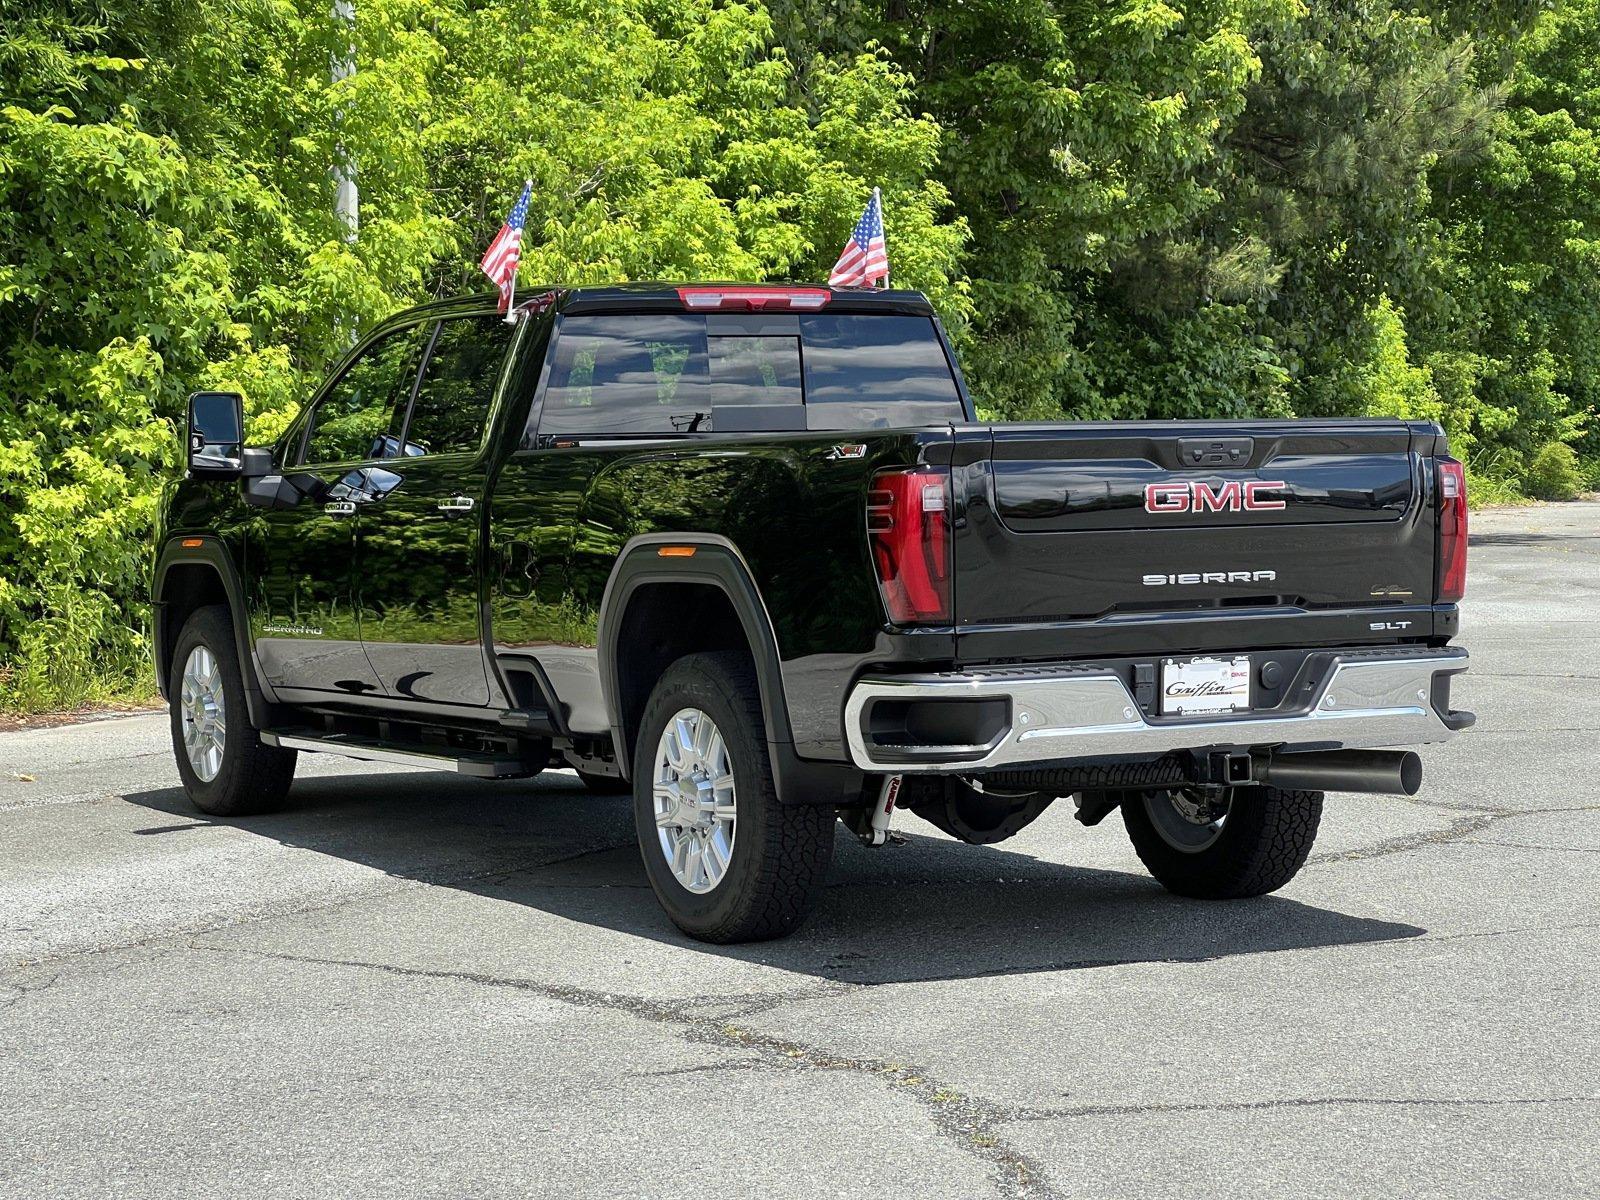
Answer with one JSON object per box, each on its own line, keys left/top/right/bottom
{"left": 540, "top": 315, "right": 713, "bottom": 435}
{"left": 302, "top": 325, "right": 427, "bottom": 465}
{"left": 536, "top": 314, "right": 804, "bottom": 436}
{"left": 402, "top": 316, "right": 517, "bottom": 456}
{"left": 798, "top": 314, "right": 962, "bottom": 429}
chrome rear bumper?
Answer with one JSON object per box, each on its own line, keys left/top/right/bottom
{"left": 843, "top": 647, "right": 1470, "bottom": 773}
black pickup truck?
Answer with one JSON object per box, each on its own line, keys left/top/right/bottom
{"left": 154, "top": 283, "right": 1473, "bottom": 942}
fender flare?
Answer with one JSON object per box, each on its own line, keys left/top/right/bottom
{"left": 151, "top": 536, "right": 276, "bottom": 728}
{"left": 595, "top": 533, "right": 861, "bottom": 806}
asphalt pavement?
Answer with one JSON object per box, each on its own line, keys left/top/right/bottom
{"left": 2, "top": 501, "right": 1597, "bottom": 1198}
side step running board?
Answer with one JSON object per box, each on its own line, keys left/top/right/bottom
{"left": 260, "top": 731, "right": 538, "bottom": 779}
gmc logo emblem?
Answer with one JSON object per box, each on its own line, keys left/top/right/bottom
{"left": 1145, "top": 480, "right": 1288, "bottom": 514}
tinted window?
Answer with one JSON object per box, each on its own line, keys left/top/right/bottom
{"left": 302, "top": 325, "right": 426, "bottom": 464}
{"left": 540, "top": 315, "right": 722, "bottom": 435}
{"left": 403, "top": 316, "right": 516, "bottom": 455}
{"left": 533, "top": 310, "right": 960, "bottom": 438}
{"left": 799, "top": 315, "right": 962, "bottom": 428}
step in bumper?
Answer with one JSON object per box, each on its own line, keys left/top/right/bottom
{"left": 843, "top": 647, "right": 1470, "bottom": 773}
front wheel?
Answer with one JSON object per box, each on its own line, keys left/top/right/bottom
{"left": 1121, "top": 784, "right": 1323, "bottom": 899}
{"left": 632, "top": 652, "right": 834, "bottom": 943}
{"left": 170, "top": 605, "right": 297, "bottom": 816}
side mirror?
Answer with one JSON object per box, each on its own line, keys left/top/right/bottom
{"left": 187, "top": 390, "right": 244, "bottom": 476}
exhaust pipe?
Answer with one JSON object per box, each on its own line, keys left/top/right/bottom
{"left": 1255, "top": 749, "right": 1423, "bottom": 796}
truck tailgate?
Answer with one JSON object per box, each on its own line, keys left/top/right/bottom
{"left": 949, "top": 419, "right": 1440, "bottom": 655}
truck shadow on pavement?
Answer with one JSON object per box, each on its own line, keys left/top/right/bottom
{"left": 1470, "top": 530, "right": 1599, "bottom": 545}
{"left": 124, "top": 769, "right": 1424, "bottom": 986}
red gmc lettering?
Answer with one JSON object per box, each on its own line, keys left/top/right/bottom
{"left": 1193, "top": 481, "right": 1241, "bottom": 512}
{"left": 1144, "top": 482, "right": 1192, "bottom": 512}
{"left": 1144, "top": 480, "right": 1289, "bottom": 514}
{"left": 1243, "top": 480, "right": 1287, "bottom": 510}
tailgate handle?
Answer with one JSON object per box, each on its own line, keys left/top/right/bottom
{"left": 1177, "top": 436, "right": 1253, "bottom": 468}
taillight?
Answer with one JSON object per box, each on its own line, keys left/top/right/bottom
{"left": 676, "top": 286, "right": 830, "bottom": 312}
{"left": 1437, "top": 457, "right": 1467, "bottom": 602}
{"left": 867, "top": 467, "right": 951, "bottom": 624}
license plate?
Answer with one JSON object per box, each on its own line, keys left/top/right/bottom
{"left": 1161, "top": 656, "right": 1252, "bottom": 717}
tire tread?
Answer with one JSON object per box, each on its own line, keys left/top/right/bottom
{"left": 1122, "top": 785, "right": 1322, "bottom": 899}
{"left": 171, "top": 605, "right": 296, "bottom": 817}
{"left": 634, "top": 651, "right": 832, "bottom": 943}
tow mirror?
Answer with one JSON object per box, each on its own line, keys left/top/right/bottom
{"left": 187, "top": 391, "right": 244, "bottom": 476}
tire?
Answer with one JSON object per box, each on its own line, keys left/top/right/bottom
{"left": 169, "top": 605, "right": 297, "bottom": 816}
{"left": 576, "top": 769, "right": 630, "bottom": 795}
{"left": 1121, "top": 785, "right": 1323, "bottom": 899}
{"left": 631, "top": 652, "right": 834, "bottom": 943}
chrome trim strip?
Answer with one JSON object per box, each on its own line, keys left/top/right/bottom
{"left": 842, "top": 649, "right": 1468, "bottom": 772}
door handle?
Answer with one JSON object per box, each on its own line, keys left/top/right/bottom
{"left": 324, "top": 500, "right": 357, "bottom": 517}
{"left": 437, "top": 496, "right": 475, "bottom": 513}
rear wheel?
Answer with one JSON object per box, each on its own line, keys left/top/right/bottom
{"left": 632, "top": 652, "right": 834, "bottom": 943}
{"left": 1121, "top": 784, "right": 1322, "bottom": 899}
{"left": 169, "top": 606, "right": 297, "bottom": 816}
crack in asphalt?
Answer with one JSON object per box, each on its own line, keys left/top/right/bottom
{"left": 1014, "top": 1094, "right": 1599, "bottom": 1121}
{"left": 635, "top": 1057, "right": 768, "bottom": 1078}
{"left": 3, "top": 837, "right": 636, "bottom": 973}
{"left": 0, "top": 971, "right": 59, "bottom": 1011}
{"left": 194, "top": 945, "right": 1066, "bottom": 1200}
{"left": 1309, "top": 803, "right": 1600, "bottom": 865}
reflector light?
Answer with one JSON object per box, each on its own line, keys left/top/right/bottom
{"left": 866, "top": 467, "right": 951, "bottom": 624}
{"left": 1437, "top": 457, "right": 1467, "bottom": 603}
{"left": 180, "top": 538, "right": 204, "bottom": 548}
{"left": 676, "top": 286, "right": 830, "bottom": 312}
{"left": 657, "top": 546, "right": 697, "bottom": 558}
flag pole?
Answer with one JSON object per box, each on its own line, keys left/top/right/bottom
{"left": 874, "top": 188, "right": 889, "bottom": 289}
{"left": 503, "top": 178, "right": 530, "bottom": 324}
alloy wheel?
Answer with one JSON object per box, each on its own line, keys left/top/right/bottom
{"left": 180, "top": 644, "right": 227, "bottom": 783}
{"left": 652, "top": 707, "right": 737, "bottom": 893}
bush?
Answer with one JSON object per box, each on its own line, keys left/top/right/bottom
{"left": 1524, "top": 442, "right": 1583, "bottom": 501}
{"left": 1580, "top": 457, "right": 1600, "bottom": 493}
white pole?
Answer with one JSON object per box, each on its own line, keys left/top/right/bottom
{"left": 332, "top": 0, "right": 357, "bottom": 242}
{"left": 875, "top": 187, "right": 888, "bottom": 289}
{"left": 504, "top": 178, "right": 530, "bottom": 324}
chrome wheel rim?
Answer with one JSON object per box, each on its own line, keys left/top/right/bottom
{"left": 180, "top": 645, "right": 226, "bottom": 783}
{"left": 1144, "top": 788, "right": 1229, "bottom": 853}
{"left": 652, "top": 708, "right": 736, "bottom": 893}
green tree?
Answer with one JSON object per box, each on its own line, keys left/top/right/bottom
{"left": 1415, "top": 0, "right": 1600, "bottom": 471}
{"left": 0, "top": 0, "right": 964, "bottom": 710}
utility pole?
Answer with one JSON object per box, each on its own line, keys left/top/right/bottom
{"left": 331, "top": 0, "right": 357, "bottom": 241}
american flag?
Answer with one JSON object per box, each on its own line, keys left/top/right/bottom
{"left": 480, "top": 180, "right": 532, "bottom": 312}
{"left": 829, "top": 189, "right": 889, "bottom": 288}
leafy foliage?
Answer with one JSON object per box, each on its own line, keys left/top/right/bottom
{"left": 0, "top": 0, "right": 959, "bottom": 708}
{"left": 2, "top": 0, "right": 1597, "bottom": 709}
{"left": 1525, "top": 441, "right": 1583, "bottom": 501}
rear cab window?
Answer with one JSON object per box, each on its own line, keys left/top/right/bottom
{"left": 531, "top": 311, "right": 963, "bottom": 440}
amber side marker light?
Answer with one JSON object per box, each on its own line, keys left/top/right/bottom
{"left": 658, "top": 546, "right": 697, "bottom": 558}
{"left": 180, "top": 538, "right": 204, "bottom": 548}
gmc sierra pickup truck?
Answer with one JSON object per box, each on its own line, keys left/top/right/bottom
{"left": 155, "top": 283, "right": 1473, "bottom": 942}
